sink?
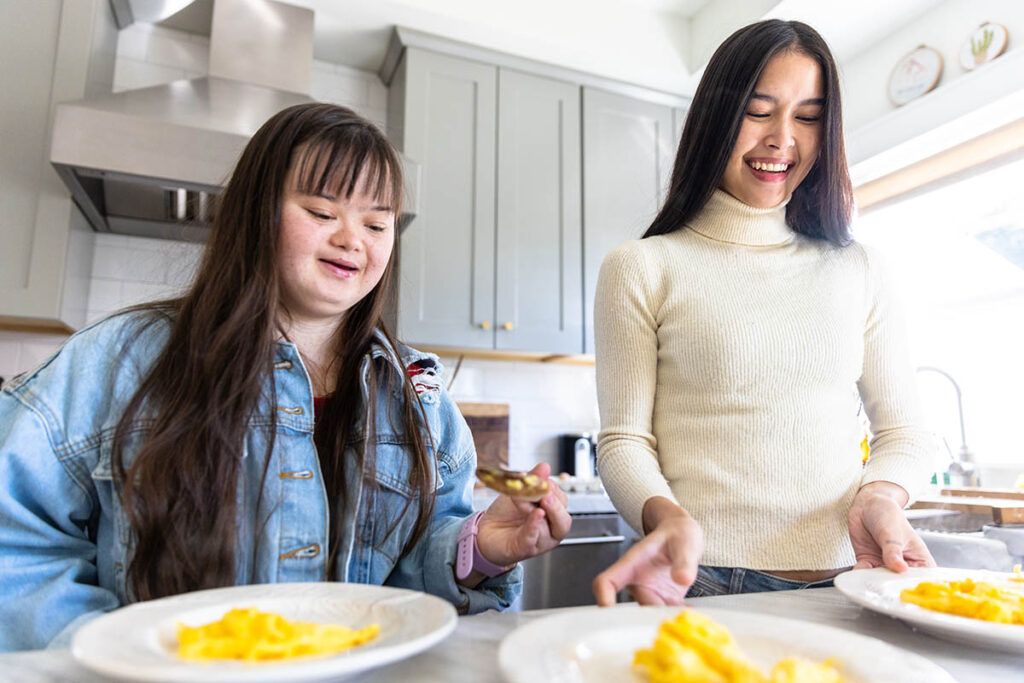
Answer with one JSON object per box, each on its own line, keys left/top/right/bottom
{"left": 906, "top": 510, "right": 1019, "bottom": 570}
{"left": 915, "top": 530, "right": 1016, "bottom": 571}
{"left": 906, "top": 508, "right": 989, "bottom": 533}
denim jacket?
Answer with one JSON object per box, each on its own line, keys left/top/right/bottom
{"left": 0, "top": 311, "right": 521, "bottom": 652}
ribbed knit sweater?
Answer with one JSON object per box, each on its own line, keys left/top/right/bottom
{"left": 594, "top": 189, "right": 935, "bottom": 570}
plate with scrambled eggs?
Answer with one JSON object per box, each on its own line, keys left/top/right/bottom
{"left": 70, "top": 583, "right": 457, "bottom": 681}
{"left": 497, "top": 605, "right": 953, "bottom": 682}
{"left": 835, "top": 566, "right": 1024, "bottom": 653}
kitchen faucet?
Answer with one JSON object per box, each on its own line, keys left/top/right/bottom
{"left": 915, "top": 366, "right": 980, "bottom": 488}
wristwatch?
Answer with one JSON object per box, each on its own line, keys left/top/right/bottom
{"left": 456, "top": 511, "right": 513, "bottom": 580}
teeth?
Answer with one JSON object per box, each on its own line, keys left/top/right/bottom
{"left": 749, "top": 161, "right": 789, "bottom": 172}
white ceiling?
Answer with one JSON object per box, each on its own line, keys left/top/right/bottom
{"left": 158, "top": 0, "right": 948, "bottom": 95}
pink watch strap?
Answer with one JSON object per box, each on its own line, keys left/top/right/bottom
{"left": 456, "top": 511, "right": 511, "bottom": 579}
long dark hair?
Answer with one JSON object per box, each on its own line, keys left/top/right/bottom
{"left": 644, "top": 19, "right": 853, "bottom": 245}
{"left": 112, "top": 103, "right": 435, "bottom": 601}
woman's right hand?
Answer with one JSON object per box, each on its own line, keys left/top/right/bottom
{"left": 592, "top": 497, "right": 704, "bottom": 606}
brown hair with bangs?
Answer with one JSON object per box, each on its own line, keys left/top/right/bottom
{"left": 111, "top": 103, "right": 434, "bottom": 600}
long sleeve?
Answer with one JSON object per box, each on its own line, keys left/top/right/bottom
{"left": 594, "top": 241, "right": 678, "bottom": 535}
{"left": 857, "top": 244, "right": 938, "bottom": 500}
{"left": 0, "top": 390, "right": 119, "bottom": 651}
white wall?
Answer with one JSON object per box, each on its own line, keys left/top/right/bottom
{"left": 841, "top": 0, "right": 1024, "bottom": 131}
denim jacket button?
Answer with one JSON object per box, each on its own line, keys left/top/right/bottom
{"left": 279, "top": 469, "right": 314, "bottom": 480}
{"left": 273, "top": 359, "right": 294, "bottom": 370}
{"left": 279, "top": 543, "right": 321, "bottom": 560}
{"left": 276, "top": 405, "right": 304, "bottom": 415}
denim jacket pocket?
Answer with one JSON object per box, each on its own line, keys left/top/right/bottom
{"left": 363, "top": 441, "right": 444, "bottom": 568}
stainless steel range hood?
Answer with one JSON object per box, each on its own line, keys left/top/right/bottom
{"left": 50, "top": 0, "right": 317, "bottom": 242}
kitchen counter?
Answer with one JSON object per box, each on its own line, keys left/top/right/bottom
{"left": 2, "top": 587, "right": 1019, "bottom": 681}
{"left": 473, "top": 487, "right": 618, "bottom": 515}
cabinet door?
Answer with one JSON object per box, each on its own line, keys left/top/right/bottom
{"left": 582, "top": 88, "right": 675, "bottom": 354}
{"left": 396, "top": 49, "right": 497, "bottom": 348}
{"left": 494, "top": 70, "right": 582, "bottom": 354}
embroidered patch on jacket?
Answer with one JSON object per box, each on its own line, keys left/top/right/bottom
{"left": 407, "top": 359, "right": 442, "bottom": 399}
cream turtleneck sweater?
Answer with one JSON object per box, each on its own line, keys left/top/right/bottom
{"left": 594, "top": 190, "right": 935, "bottom": 570}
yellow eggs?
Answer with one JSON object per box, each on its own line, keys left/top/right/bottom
{"left": 633, "top": 610, "right": 842, "bottom": 683}
{"left": 900, "top": 576, "right": 1024, "bottom": 625}
{"left": 177, "top": 607, "right": 380, "bottom": 661}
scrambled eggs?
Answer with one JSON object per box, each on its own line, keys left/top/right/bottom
{"left": 899, "top": 568, "right": 1024, "bottom": 625}
{"left": 633, "top": 610, "right": 842, "bottom": 683}
{"left": 177, "top": 607, "right": 380, "bottom": 661}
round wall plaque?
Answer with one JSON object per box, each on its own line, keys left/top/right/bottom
{"left": 959, "top": 22, "right": 1009, "bottom": 70}
{"left": 888, "top": 45, "right": 943, "bottom": 106}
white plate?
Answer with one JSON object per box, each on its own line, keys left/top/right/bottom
{"left": 835, "top": 566, "right": 1024, "bottom": 653}
{"left": 71, "top": 583, "right": 457, "bottom": 682}
{"left": 499, "top": 606, "right": 954, "bottom": 679}
{"left": 498, "top": 605, "right": 953, "bottom": 683}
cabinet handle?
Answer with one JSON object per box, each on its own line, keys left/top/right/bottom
{"left": 502, "top": 321, "right": 514, "bottom": 331}
{"left": 479, "top": 321, "right": 491, "bottom": 330}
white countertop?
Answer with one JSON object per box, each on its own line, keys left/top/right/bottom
{"left": 3, "top": 588, "right": 1019, "bottom": 682}
{"left": 473, "top": 488, "right": 617, "bottom": 515}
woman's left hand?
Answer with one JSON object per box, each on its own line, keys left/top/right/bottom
{"left": 476, "top": 462, "right": 571, "bottom": 567}
{"left": 847, "top": 481, "right": 935, "bottom": 571}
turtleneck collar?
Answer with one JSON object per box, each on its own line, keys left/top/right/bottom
{"left": 685, "top": 189, "right": 794, "bottom": 247}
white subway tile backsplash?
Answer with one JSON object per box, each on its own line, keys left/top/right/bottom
{"left": 87, "top": 278, "right": 123, "bottom": 314}
{"left": 119, "top": 282, "right": 177, "bottom": 308}
{"left": 165, "top": 249, "right": 203, "bottom": 289}
{"left": 18, "top": 341, "right": 65, "bottom": 374}
{"left": 333, "top": 77, "right": 371, "bottom": 107}
{"left": 0, "top": 341, "right": 22, "bottom": 382}
{"left": 368, "top": 79, "right": 388, "bottom": 112}
{"left": 92, "top": 244, "right": 166, "bottom": 283}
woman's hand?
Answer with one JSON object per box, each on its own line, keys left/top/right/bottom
{"left": 848, "top": 481, "right": 935, "bottom": 571}
{"left": 592, "top": 497, "right": 704, "bottom": 607}
{"left": 475, "top": 462, "right": 571, "bottom": 567}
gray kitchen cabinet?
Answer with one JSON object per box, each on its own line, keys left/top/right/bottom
{"left": 494, "top": 69, "right": 582, "bottom": 354}
{"left": 390, "top": 49, "right": 582, "bottom": 353}
{"left": 390, "top": 48, "right": 497, "bottom": 349}
{"left": 582, "top": 88, "right": 678, "bottom": 354}
{"left": 0, "top": 0, "right": 115, "bottom": 332}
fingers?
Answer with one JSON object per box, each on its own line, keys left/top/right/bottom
{"left": 592, "top": 552, "right": 637, "bottom": 607}
{"left": 630, "top": 585, "right": 668, "bottom": 606}
{"left": 853, "top": 558, "right": 876, "bottom": 570}
{"left": 527, "top": 461, "right": 551, "bottom": 479}
{"left": 665, "top": 531, "right": 701, "bottom": 588}
{"left": 540, "top": 492, "right": 571, "bottom": 541}
{"left": 881, "top": 540, "right": 910, "bottom": 573}
{"left": 592, "top": 573, "right": 620, "bottom": 607}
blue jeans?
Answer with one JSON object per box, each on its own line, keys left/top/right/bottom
{"left": 687, "top": 566, "right": 835, "bottom": 597}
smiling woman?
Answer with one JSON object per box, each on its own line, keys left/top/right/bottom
{"left": 592, "top": 19, "right": 937, "bottom": 606}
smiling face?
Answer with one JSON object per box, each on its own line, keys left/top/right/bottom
{"left": 719, "top": 50, "right": 824, "bottom": 209}
{"left": 275, "top": 165, "right": 396, "bottom": 329}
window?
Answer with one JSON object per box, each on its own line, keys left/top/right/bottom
{"left": 855, "top": 157, "right": 1024, "bottom": 485}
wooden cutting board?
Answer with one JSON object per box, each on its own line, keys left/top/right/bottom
{"left": 910, "top": 493, "right": 1024, "bottom": 525}
{"left": 457, "top": 402, "right": 509, "bottom": 472}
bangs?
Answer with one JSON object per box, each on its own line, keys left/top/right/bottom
{"left": 291, "top": 131, "right": 402, "bottom": 211}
